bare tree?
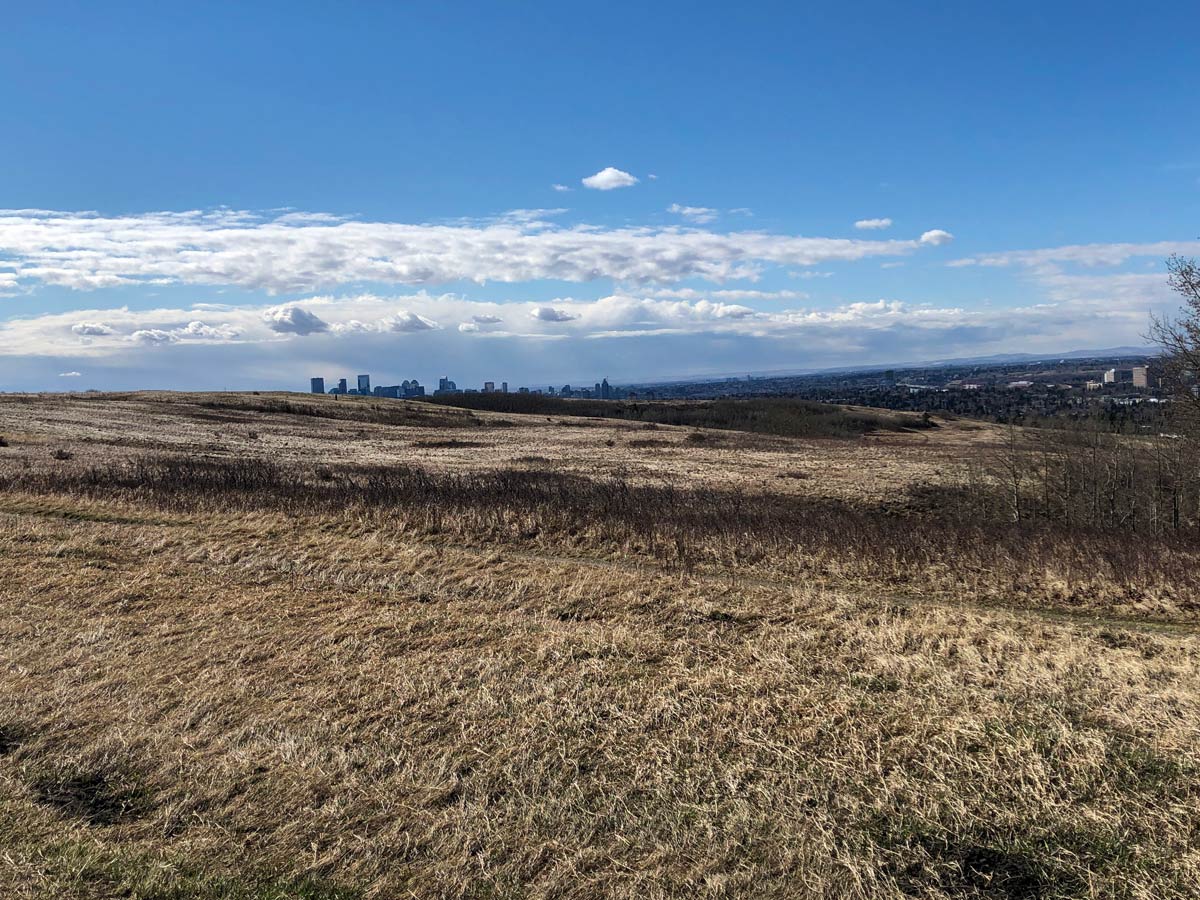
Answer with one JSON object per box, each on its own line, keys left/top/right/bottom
{"left": 1150, "top": 254, "right": 1200, "bottom": 434}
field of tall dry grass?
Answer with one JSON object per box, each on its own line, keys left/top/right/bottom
{"left": 1, "top": 392, "right": 1199, "bottom": 899}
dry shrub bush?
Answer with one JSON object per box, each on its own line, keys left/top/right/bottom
{"left": 5, "top": 453, "right": 1199, "bottom": 615}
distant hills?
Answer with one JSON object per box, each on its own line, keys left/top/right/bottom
{"left": 628, "top": 346, "right": 1160, "bottom": 387}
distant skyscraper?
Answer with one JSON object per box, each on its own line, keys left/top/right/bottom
{"left": 601, "top": 378, "right": 611, "bottom": 400}
{"left": 357, "top": 374, "right": 371, "bottom": 394}
{"left": 337, "top": 378, "right": 348, "bottom": 393}
{"left": 484, "top": 381, "right": 495, "bottom": 392}
{"left": 1132, "top": 366, "right": 1149, "bottom": 388}
{"left": 501, "top": 382, "right": 508, "bottom": 393}
{"left": 1103, "top": 368, "right": 1117, "bottom": 384}
{"left": 310, "top": 377, "right": 325, "bottom": 394}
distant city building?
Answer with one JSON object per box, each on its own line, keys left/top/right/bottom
{"left": 1086, "top": 380, "right": 1102, "bottom": 391}
{"left": 601, "top": 378, "right": 611, "bottom": 400}
{"left": 1132, "top": 366, "right": 1149, "bottom": 388}
{"left": 336, "top": 378, "right": 348, "bottom": 394}
{"left": 501, "top": 382, "right": 508, "bottom": 393}
{"left": 310, "top": 377, "right": 325, "bottom": 394}
{"left": 483, "top": 381, "right": 495, "bottom": 393}
{"left": 357, "top": 374, "right": 371, "bottom": 394}
{"left": 435, "top": 376, "right": 459, "bottom": 395}
{"left": 1103, "top": 368, "right": 1118, "bottom": 384}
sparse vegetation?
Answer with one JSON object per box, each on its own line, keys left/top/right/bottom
{"left": 423, "top": 393, "right": 935, "bottom": 438}
{"left": 1, "top": 391, "right": 1199, "bottom": 898}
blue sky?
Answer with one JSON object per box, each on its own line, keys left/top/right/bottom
{"left": 1, "top": 1, "right": 1198, "bottom": 390}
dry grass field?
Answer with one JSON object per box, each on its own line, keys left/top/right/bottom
{"left": 1, "top": 392, "right": 1199, "bottom": 899}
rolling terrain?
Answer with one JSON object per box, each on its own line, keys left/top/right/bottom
{"left": 1, "top": 392, "right": 1198, "bottom": 899}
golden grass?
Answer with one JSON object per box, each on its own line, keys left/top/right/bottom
{"left": 1, "top": 393, "right": 1199, "bottom": 898}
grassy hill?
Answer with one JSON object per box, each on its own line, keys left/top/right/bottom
{"left": 0, "top": 392, "right": 1198, "bottom": 898}
{"left": 420, "top": 393, "right": 938, "bottom": 438}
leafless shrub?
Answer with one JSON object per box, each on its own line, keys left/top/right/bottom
{"left": 972, "top": 421, "right": 1200, "bottom": 535}
{"left": 7, "top": 452, "right": 1200, "bottom": 608}
{"left": 50, "top": 448, "right": 73, "bottom": 461}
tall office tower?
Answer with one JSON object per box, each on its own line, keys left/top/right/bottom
{"left": 1103, "top": 368, "right": 1117, "bottom": 384}
{"left": 601, "top": 378, "right": 611, "bottom": 399}
{"left": 337, "top": 378, "right": 348, "bottom": 393}
{"left": 1132, "top": 366, "right": 1148, "bottom": 388}
{"left": 357, "top": 374, "right": 371, "bottom": 394}
{"left": 310, "top": 377, "right": 325, "bottom": 394}
{"left": 484, "top": 381, "right": 495, "bottom": 392}
{"left": 501, "top": 382, "right": 508, "bottom": 393}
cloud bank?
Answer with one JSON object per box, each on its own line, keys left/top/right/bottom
{"left": 0, "top": 208, "right": 956, "bottom": 295}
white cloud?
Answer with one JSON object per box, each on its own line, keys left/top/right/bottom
{"left": 131, "top": 328, "right": 178, "bottom": 345}
{"left": 264, "top": 304, "right": 328, "bottom": 335}
{"left": 668, "top": 204, "right": 718, "bottom": 224}
{"left": 329, "top": 320, "right": 374, "bottom": 335}
{"left": 71, "top": 321, "right": 113, "bottom": 336}
{"left": 179, "top": 320, "right": 242, "bottom": 340}
{"left": 58, "top": 371, "right": 81, "bottom": 377}
{"left": 530, "top": 306, "right": 579, "bottom": 322}
{"left": 919, "top": 229, "right": 955, "bottom": 246}
{"left": 472, "top": 314, "right": 502, "bottom": 324}
{"left": 950, "top": 240, "right": 1199, "bottom": 269}
{"left": 382, "top": 310, "right": 439, "bottom": 332}
{"left": 458, "top": 322, "right": 480, "bottom": 333}
{"left": 855, "top": 218, "right": 893, "bottom": 230}
{"left": 0, "top": 208, "right": 951, "bottom": 293}
{"left": 551, "top": 184, "right": 571, "bottom": 193}
{"left": 581, "top": 167, "right": 639, "bottom": 190}
{"left": 646, "top": 287, "right": 808, "bottom": 302}
{"left": 495, "top": 208, "right": 568, "bottom": 225}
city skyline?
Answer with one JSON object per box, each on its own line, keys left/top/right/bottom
{"left": 306, "top": 371, "right": 617, "bottom": 400}
{"left": 2, "top": 3, "right": 1199, "bottom": 391}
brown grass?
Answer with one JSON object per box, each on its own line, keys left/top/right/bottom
{"left": 1, "top": 392, "right": 1199, "bottom": 898}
